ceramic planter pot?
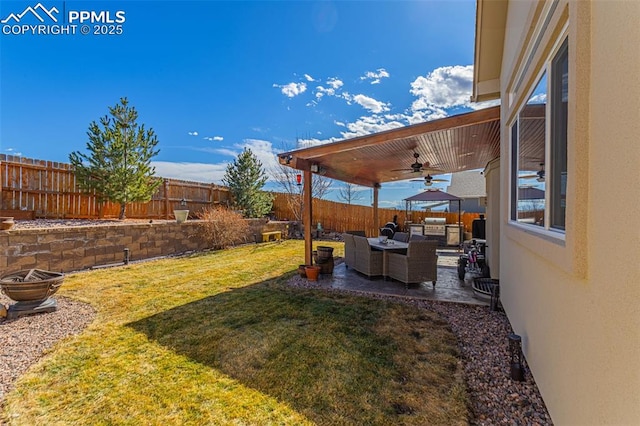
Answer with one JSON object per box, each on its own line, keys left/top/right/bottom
{"left": 173, "top": 210, "right": 189, "bottom": 223}
{"left": 304, "top": 265, "right": 321, "bottom": 281}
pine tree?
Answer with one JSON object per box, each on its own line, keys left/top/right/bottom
{"left": 69, "top": 97, "right": 161, "bottom": 219}
{"left": 223, "top": 148, "right": 273, "bottom": 218}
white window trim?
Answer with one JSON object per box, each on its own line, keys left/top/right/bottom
{"left": 508, "top": 30, "right": 569, "bottom": 246}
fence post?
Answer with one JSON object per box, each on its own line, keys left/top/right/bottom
{"left": 164, "top": 179, "right": 170, "bottom": 220}
{"left": 0, "top": 158, "right": 3, "bottom": 211}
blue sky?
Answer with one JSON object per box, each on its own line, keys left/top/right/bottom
{"left": 0, "top": 0, "right": 488, "bottom": 208}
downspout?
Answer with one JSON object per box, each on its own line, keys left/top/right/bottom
{"left": 303, "top": 169, "right": 313, "bottom": 265}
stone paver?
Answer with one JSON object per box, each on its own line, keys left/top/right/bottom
{"left": 318, "top": 248, "right": 489, "bottom": 306}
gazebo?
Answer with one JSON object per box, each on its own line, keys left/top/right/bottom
{"left": 404, "top": 189, "right": 462, "bottom": 245}
{"left": 404, "top": 189, "right": 462, "bottom": 218}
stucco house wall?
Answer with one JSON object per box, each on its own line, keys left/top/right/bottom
{"left": 491, "top": 1, "right": 640, "bottom": 424}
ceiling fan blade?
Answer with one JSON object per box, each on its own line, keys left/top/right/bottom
{"left": 519, "top": 174, "right": 538, "bottom": 179}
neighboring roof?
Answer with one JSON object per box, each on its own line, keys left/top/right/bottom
{"left": 446, "top": 170, "right": 486, "bottom": 198}
{"left": 279, "top": 106, "right": 501, "bottom": 188}
{"left": 472, "top": 0, "right": 508, "bottom": 102}
{"left": 404, "top": 189, "right": 461, "bottom": 202}
{"left": 519, "top": 187, "right": 545, "bottom": 200}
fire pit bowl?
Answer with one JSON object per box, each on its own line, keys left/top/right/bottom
{"left": 0, "top": 269, "right": 64, "bottom": 302}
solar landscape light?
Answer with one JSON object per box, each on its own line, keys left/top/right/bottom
{"left": 508, "top": 333, "right": 525, "bottom": 381}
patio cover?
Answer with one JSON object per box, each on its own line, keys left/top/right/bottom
{"left": 278, "top": 106, "right": 501, "bottom": 265}
{"left": 278, "top": 106, "right": 501, "bottom": 188}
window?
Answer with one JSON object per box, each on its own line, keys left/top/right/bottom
{"left": 550, "top": 39, "right": 568, "bottom": 230}
{"left": 510, "top": 37, "right": 568, "bottom": 233}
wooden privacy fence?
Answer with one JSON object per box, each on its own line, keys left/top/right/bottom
{"left": 1, "top": 154, "right": 481, "bottom": 229}
{"left": 0, "top": 155, "right": 230, "bottom": 219}
{"left": 271, "top": 193, "right": 482, "bottom": 236}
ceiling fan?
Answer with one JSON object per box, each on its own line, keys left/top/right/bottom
{"left": 410, "top": 174, "right": 449, "bottom": 187}
{"left": 392, "top": 151, "right": 443, "bottom": 174}
{"left": 519, "top": 163, "right": 545, "bottom": 182}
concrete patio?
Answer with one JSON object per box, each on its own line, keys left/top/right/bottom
{"left": 314, "top": 248, "right": 489, "bottom": 306}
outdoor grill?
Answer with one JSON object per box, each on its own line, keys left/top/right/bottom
{"left": 423, "top": 217, "right": 446, "bottom": 236}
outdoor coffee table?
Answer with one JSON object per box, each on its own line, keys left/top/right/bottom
{"left": 367, "top": 238, "right": 409, "bottom": 277}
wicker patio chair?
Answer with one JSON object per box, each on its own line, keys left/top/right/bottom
{"left": 387, "top": 240, "right": 438, "bottom": 288}
{"left": 409, "top": 234, "right": 427, "bottom": 241}
{"left": 343, "top": 233, "right": 356, "bottom": 269}
{"left": 353, "top": 235, "right": 383, "bottom": 277}
{"left": 392, "top": 232, "right": 409, "bottom": 242}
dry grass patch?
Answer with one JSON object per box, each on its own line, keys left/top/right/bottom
{"left": 3, "top": 240, "right": 468, "bottom": 425}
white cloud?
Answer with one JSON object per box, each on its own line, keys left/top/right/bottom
{"left": 188, "top": 131, "right": 199, "bottom": 136}
{"left": 361, "top": 68, "right": 390, "bottom": 84}
{"left": 4, "top": 148, "right": 22, "bottom": 156}
{"left": 211, "top": 148, "right": 238, "bottom": 157}
{"left": 529, "top": 93, "right": 547, "bottom": 104}
{"left": 327, "top": 77, "right": 343, "bottom": 90}
{"left": 297, "top": 136, "right": 344, "bottom": 148}
{"left": 468, "top": 98, "right": 500, "bottom": 110}
{"left": 404, "top": 108, "right": 448, "bottom": 125}
{"left": 352, "top": 94, "right": 390, "bottom": 113}
{"left": 315, "top": 85, "right": 334, "bottom": 97}
{"left": 152, "top": 161, "right": 227, "bottom": 183}
{"left": 339, "top": 115, "right": 404, "bottom": 139}
{"left": 239, "top": 139, "right": 279, "bottom": 170}
{"left": 284, "top": 64, "right": 498, "bottom": 152}
{"left": 315, "top": 78, "right": 343, "bottom": 97}
{"left": 309, "top": 78, "right": 346, "bottom": 106}
{"left": 203, "top": 136, "right": 223, "bottom": 141}
{"left": 409, "top": 65, "right": 473, "bottom": 109}
{"left": 304, "top": 74, "right": 316, "bottom": 82}
{"left": 274, "top": 82, "right": 307, "bottom": 98}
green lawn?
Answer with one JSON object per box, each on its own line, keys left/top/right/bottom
{"left": 3, "top": 240, "right": 468, "bottom": 425}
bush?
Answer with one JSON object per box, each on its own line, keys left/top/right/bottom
{"left": 198, "top": 207, "right": 249, "bottom": 249}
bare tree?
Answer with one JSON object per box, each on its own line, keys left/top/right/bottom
{"left": 337, "top": 182, "right": 364, "bottom": 205}
{"left": 270, "top": 143, "right": 332, "bottom": 222}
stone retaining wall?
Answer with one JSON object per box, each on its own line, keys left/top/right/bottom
{"left": 0, "top": 219, "right": 292, "bottom": 274}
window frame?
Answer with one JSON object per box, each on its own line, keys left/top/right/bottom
{"left": 508, "top": 35, "right": 569, "bottom": 241}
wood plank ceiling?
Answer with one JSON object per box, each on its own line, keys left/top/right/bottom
{"left": 279, "top": 106, "right": 502, "bottom": 188}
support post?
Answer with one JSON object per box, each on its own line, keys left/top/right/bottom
{"left": 372, "top": 184, "right": 379, "bottom": 236}
{"left": 303, "top": 170, "right": 313, "bottom": 266}
{"left": 458, "top": 199, "right": 462, "bottom": 251}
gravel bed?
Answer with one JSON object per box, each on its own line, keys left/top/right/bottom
{"left": 0, "top": 295, "right": 95, "bottom": 405}
{"left": 287, "top": 274, "right": 553, "bottom": 425}
{"left": 11, "top": 219, "right": 174, "bottom": 230}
